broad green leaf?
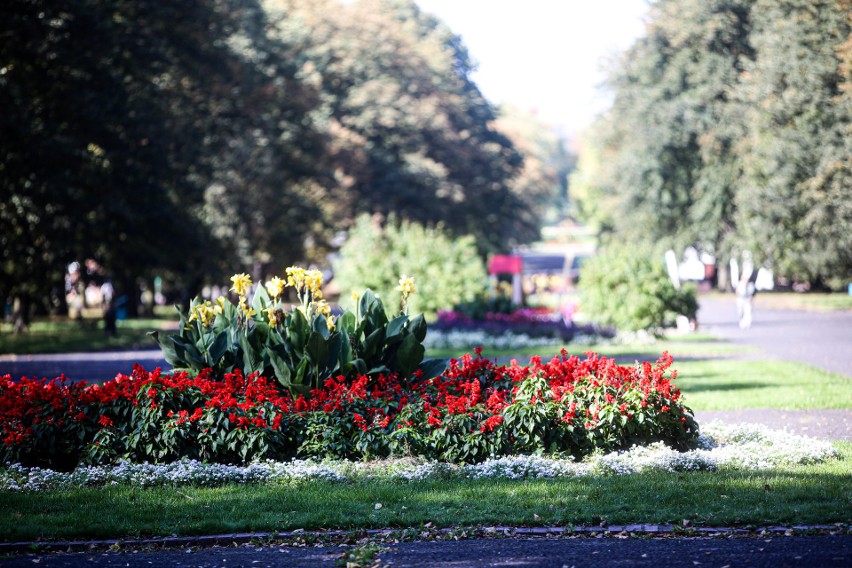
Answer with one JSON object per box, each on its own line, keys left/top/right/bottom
{"left": 395, "top": 333, "right": 425, "bottom": 377}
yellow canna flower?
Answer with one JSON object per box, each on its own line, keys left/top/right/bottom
{"left": 265, "top": 276, "right": 285, "bottom": 299}
{"left": 305, "top": 269, "right": 324, "bottom": 294}
{"left": 230, "top": 273, "right": 253, "bottom": 296}
{"left": 397, "top": 275, "right": 416, "bottom": 296}
{"left": 285, "top": 266, "right": 306, "bottom": 289}
{"left": 266, "top": 307, "right": 281, "bottom": 327}
{"left": 189, "top": 302, "right": 216, "bottom": 328}
{"left": 313, "top": 299, "right": 331, "bottom": 318}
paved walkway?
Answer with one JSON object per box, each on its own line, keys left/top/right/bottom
{"left": 2, "top": 534, "right": 850, "bottom": 567}
{"left": 697, "top": 296, "right": 852, "bottom": 377}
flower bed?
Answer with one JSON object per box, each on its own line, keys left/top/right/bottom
{"left": 0, "top": 422, "right": 838, "bottom": 492}
{"left": 432, "top": 308, "right": 583, "bottom": 342}
{"left": 1, "top": 350, "right": 697, "bottom": 468}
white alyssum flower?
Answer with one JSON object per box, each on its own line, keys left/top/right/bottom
{"left": 0, "top": 422, "right": 839, "bottom": 491}
{"left": 423, "top": 330, "right": 563, "bottom": 351}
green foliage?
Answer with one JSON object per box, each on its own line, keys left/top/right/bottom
{"left": 585, "top": 0, "right": 851, "bottom": 288}
{"left": 333, "top": 215, "right": 488, "bottom": 319}
{"left": 578, "top": 246, "right": 698, "bottom": 332}
{"left": 2, "top": 0, "right": 543, "bottom": 321}
{"left": 736, "top": 0, "right": 852, "bottom": 285}
{"left": 279, "top": 0, "right": 540, "bottom": 252}
{"left": 451, "top": 294, "right": 515, "bottom": 320}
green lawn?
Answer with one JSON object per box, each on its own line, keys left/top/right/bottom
{"left": 0, "top": 314, "right": 177, "bottom": 355}
{"left": 674, "top": 359, "right": 851, "bottom": 411}
{"left": 429, "top": 335, "right": 751, "bottom": 362}
{"left": 1, "top": 446, "right": 849, "bottom": 541}
{"left": 434, "top": 342, "right": 849, "bottom": 411}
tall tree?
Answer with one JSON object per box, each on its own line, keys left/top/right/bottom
{"left": 0, "top": 0, "right": 235, "bottom": 321}
{"left": 593, "top": 0, "right": 754, "bottom": 259}
{"left": 735, "top": 0, "right": 851, "bottom": 286}
{"left": 270, "top": 0, "right": 538, "bottom": 252}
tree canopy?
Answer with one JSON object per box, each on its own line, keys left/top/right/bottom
{"left": 1, "top": 0, "right": 562, "bottom": 318}
{"left": 575, "top": 0, "right": 851, "bottom": 288}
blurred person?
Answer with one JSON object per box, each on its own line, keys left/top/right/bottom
{"left": 735, "top": 254, "right": 756, "bottom": 329}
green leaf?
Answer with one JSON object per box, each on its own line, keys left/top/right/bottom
{"left": 312, "top": 314, "right": 330, "bottom": 339}
{"left": 268, "top": 347, "right": 292, "bottom": 389}
{"left": 239, "top": 333, "right": 263, "bottom": 375}
{"left": 338, "top": 311, "right": 356, "bottom": 333}
{"left": 408, "top": 313, "right": 427, "bottom": 342}
{"left": 386, "top": 314, "right": 408, "bottom": 342}
{"left": 417, "top": 358, "right": 448, "bottom": 380}
{"left": 363, "top": 328, "right": 385, "bottom": 360}
{"left": 207, "top": 331, "right": 230, "bottom": 366}
{"left": 170, "top": 337, "right": 205, "bottom": 369}
{"left": 395, "top": 333, "right": 425, "bottom": 378}
{"left": 149, "top": 331, "right": 180, "bottom": 367}
{"left": 305, "top": 331, "right": 329, "bottom": 367}
{"left": 293, "top": 358, "right": 309, "bottom": 386}
{"left": 252, "top": 285, "right": 271, "bottom": 315}
{"left": 288, "top": 309, "right": 308, "bottom": 352}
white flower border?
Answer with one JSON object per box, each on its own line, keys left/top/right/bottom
{"left": 0, "top": 422, "right": 840, "bottom": 491}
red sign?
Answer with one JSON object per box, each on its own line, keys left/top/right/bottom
{"left": 488, "top": 255, "right": 523, "bottom": 275}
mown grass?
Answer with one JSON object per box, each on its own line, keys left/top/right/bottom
{"left": 674, "top": 359, "right": 851, "bottom": 411}
{"left": 433, "top": 343, "right": 849, "bottom": 411}
{"left": 1, "top": 444, "right": 849, "bottom": 541}
{"left": 0, "top": 314, "right": 177, "bottom": 355}
{"left": 428, "top": 335, "right": 751, "bottom": 362}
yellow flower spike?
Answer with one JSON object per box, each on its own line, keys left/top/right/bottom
{"left": 306, "top": 269, "right": 324, "bottom": 294}
{"left": 285, "top": 266, "right": 306, "bottom": 289}
{"left": 351, "top": 291, "right": 361, "bottom": 303}
{"left": 326, "top": 316, "right": 336, "bottom": 332}
{"left": 397, "top": 275, "right": 416, "bottom": 296}
{"left": 313, "top": 299, "right": 331, "bottom": 318}
{"left": 266, "top": 307, "right": 280, "bottom": 327}
{"left": 265, "top": 276, "right": 285, "bottom": 299}
{"left": 230, "top": 273, "right": 253, "bottom": 296}
{"left": 241, "top": 302, "right": 257, "bottom": 318}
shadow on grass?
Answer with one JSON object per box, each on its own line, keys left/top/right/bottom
{"left": 678, "top": 381, "right": 769, "bottom": 393}
{"left": 2, "top": 466, "right": 849, "bottom": 540}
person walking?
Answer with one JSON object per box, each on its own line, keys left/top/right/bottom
{"left": 735, "top": 258, "right": 757, "bottom": 329}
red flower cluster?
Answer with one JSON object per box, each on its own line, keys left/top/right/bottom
{"left": 1, "top": 350, "right": 697, "bottom": 467}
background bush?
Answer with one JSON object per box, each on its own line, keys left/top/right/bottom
{"left": 333, "top": 215, "right": 487, "bottom": 319}
{"left": 578, "top": 245, "right": 698, "bottom": 332}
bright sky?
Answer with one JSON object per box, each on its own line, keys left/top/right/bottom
{"left": 415, "top": 0, "right": 650, "bottom": 138}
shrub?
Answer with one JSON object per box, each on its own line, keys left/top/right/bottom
{"left": 150, "top": 269, "right": 443, "bottom": 398}
{"left": 333, "top": 215, "right": 487, "bottom": 319}
{"left": 1, "top": 351, "right": 699, "bottom": 468}
{"left": 578, "top": 245, "right": 697, "bottom": 332}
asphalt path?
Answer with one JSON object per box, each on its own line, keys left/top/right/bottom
{"left": 1, "top": 297, "right": 849, "bottom": 382}
{"left": 2, "top": 535, "right": 850, "bottom": 567}
{"left": 696, "top": 296, "right": 852, "bottom": 377}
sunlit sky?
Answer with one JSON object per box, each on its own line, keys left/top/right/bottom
{"left": 415, "top": 0, "right": 650, "bottom": 138}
